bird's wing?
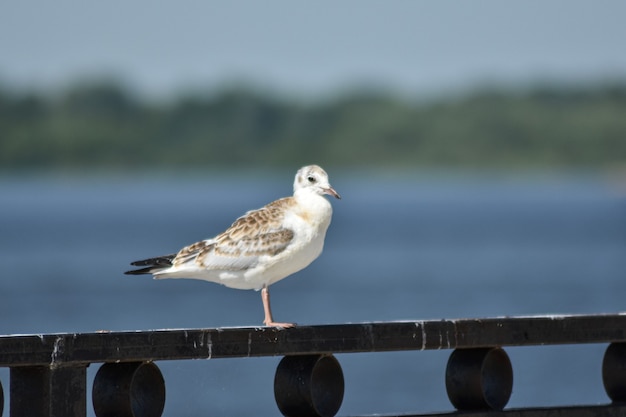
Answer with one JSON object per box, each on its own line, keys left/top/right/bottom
{"left": 172, "top": 198, "right": 296, "bottom": 271}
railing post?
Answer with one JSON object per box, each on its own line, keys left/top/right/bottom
{"left": 9, "top": 365, "right": 87, "bottom": 417}
{"left": 1, "top": 378, "right": 4, "bottom": 417}
{"left": 274, "top": 354, "right": 344, "bottom": 417}
{"left": 603, "top": 342, "right": 626, "bottom": 402}
{"left": 92, "top": 361, "right": 165, "bottom": 417}
{"left": 445, "top": 347, "right": 513, "bottom": 411}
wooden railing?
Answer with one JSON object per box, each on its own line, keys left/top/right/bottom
{"left": 1, "top": 313, "right": 626, "bottom": 416}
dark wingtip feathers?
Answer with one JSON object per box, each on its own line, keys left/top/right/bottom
{"left": 124, "top": 254, "right": 176, "bottom": 275}
{"left": 124, "top": 267, "right": 156, "bottom": 275}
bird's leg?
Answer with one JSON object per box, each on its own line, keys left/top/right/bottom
{"left": 261, "top": 285, "right": 295, "bottom": 328}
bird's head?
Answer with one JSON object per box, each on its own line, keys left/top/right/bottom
{"left": 293, "top": 165, "right": 341, "bottom": 200}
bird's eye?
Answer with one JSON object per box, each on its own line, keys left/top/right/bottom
{"left": 307, "top": 176, "right": 316, "bottom": 183}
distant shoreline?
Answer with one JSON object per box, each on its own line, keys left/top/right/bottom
{"left": 2, "top": 81, "right": 625, "bottom": 172}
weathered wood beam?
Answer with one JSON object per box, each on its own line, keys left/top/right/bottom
{"left": 1, "top": 313, "right": 625, "bottom": 367}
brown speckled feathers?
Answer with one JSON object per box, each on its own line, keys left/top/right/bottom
{"left": 173, "top": 198, "right": 296, "bottom": 269}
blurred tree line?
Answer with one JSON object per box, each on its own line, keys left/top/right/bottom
{"left": 1, "top": 81, "right": 625, "bottom": 171}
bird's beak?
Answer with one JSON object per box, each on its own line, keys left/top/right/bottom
{"left": 324, "top": 186, "right": 341, "bottom": 200}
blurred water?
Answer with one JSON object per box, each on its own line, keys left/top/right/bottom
{"left": 0, "top": 172, "right": 625, "bottom": 416}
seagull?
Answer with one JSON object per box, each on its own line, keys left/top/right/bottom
{"left": 125, "top": 165, "right": 340, "bottom": 328}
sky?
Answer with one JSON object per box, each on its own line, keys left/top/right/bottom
{"left": 1, "top": 1, "right": 626, "bottom": 99}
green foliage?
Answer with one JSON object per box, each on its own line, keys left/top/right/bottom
{"left": 1, "top": 81, "right": 625, "bottom": 171}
